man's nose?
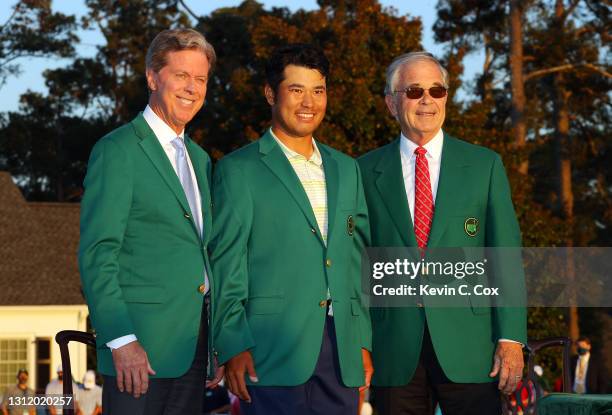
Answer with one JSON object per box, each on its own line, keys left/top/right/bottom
{"left": 184, "top": 77, "right": 196, "bottom": 94}
{"left": 301, "top": 91, "right": 314, "bottom": 107}
{"left": 420, "top": 90, "right": 434, "bottom": 104}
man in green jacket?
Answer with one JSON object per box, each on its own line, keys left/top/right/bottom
{"left": 210, "top": 44, "right": 373, "bottom": 414}
{"left": 358, "top": 52, "right": 526, "bottom": 414}
{"left": 78, "top": 29, "right": 217, "bottom": 414}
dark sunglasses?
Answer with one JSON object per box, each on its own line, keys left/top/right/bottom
{"left": 394, "top": 86, "right": 448, "bottom": 99}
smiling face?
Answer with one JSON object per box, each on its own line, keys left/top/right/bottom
{"left": 146, "top": 49, "right": 209, "bottom": 134}
{"left": 265, "top": 64, "right": 327, "bottom": 141}
{"left": 385, "top": 59, "right": 447, "bottom": 145}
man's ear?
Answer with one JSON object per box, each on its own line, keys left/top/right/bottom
{"left": 385, "top": 94, "right": 398, "bottom": 118}
{"left": 145, "top": 68, "right": 157, "bottom": 92}
{"left": 264, "top": 84, "right": 275, "bottom": 105}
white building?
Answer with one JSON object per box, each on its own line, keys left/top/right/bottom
{"left": 0, "top": 172, "right": 89, "bottom": 394}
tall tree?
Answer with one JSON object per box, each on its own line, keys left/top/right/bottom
{"left": 0, "top": 0, "right": 191, "bottom": 200}
{"left": 0, "top": 0, "right": 77, "bottom": 89}
{"left": 509, "top": 0, "right": 528, "bottom": 175}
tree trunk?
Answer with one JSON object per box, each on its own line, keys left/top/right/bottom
{"left": 553, "top": 0, "right": 579, "bottom": 344}
{"left": 509, "top": 0, "right": 528, "bottom": 175}
{"left": 480, "top": 33, "right": 494, "bottom": 102}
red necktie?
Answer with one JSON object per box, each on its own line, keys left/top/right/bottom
{"left": 414, "top": 147, "right": 434, "bottom": 249}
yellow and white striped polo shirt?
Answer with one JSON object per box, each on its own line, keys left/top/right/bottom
{"left": 270, "top": 129, "right": 328, "bottom": 243}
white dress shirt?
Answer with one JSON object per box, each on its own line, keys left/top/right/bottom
{"left": 399, "top": 129, "right": 519, "bottom": 345}
{"left": 106, "top": 106, "right": 209, "bottom": 350}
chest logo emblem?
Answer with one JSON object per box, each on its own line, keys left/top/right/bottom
{"left": 347, "top": 215, "right": 355, "bottom": 236}
{"left": 464, "top": 217, "right": 479, "bottom": 237}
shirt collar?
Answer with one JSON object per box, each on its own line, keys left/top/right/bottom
{"left": 143, "top": 105, "right": 185, "bottom": 145}
{"left": 400, "top": 129, "right": 444, "bottom": 161}
{"left": 269, "top": 128, "right": 323, "bottom": 166}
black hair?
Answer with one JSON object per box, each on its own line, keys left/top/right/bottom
{"left": 265, "top": 43, "right": 330, "bottom": 94}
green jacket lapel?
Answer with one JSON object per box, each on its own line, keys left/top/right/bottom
{"left": 319, "top": 144, "right": 338, "bottom": 243}
{"left": 132, "top": 114, "right": 196, "bottom": 232}
{"left": 259, "top": 131, "right": 325, "bottom": 245}
{"left": 375, "top": 139, "right": 417, "bottom": 247}
{"left": 185, "top": 136, "right": 212, "bottom": 243}
{"left": 428, "top": 134, "right": 469, "bottom": 247}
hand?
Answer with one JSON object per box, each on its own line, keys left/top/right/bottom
{"left": 206, "top": 358, "right": 225, "bottom": 389}
{"left": 489, "top": 341, "right": 524, "bottom": 394}
{"left": 226, "top": 350, "right": 258, "bottom": 403}
{"left": 359, "top": 348, "right": 374, "bottom": 392}
{"left": 111, "top": 341, "right": 156, "bottom": 398}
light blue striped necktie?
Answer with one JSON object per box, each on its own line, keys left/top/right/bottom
{"left": 171, "top": 137, "right": 200, "bottom": 235}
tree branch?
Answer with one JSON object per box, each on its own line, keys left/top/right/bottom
{"left": 563, "top": 0, "right": 581, "bottom": 20}
{"left": 178, "top": 0, "right": 201, "bottom": 22}
{"left": 0, "top": 2, "right": 22, "bottom": 34}
{"left": 525, "top": 63, "right": 612, "bottom": 81}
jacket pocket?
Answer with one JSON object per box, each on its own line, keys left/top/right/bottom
{"left": 469, "top": 294, "right": 491, "bottom": 315}
{"left": 246, "top": 296, "right": 283, "bottom": 315}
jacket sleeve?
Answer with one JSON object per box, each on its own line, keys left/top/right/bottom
{"left": 209, "top": 159, "right": 256, "bottom": 365}
{"left": 486, "top": 154, "right": 527, "bottom": 344}
{"left": 78, "top": 138, "right": 135, "bottom": 345}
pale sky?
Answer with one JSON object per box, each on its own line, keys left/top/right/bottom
{"left": 0, "top": 0, "right": 480, "bottom": 112}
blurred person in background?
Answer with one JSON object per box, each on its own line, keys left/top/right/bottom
{"left": 75, "top": 371, "right": 102, "bottom": 415}
{"left": 571, "top": 337, "right": 609, "bottom": 394}
{"left": 45, "top": 365, "right": 77, "bottom": 415}
{"left": 1, "top": 369, "right": 35, "bottom": 415}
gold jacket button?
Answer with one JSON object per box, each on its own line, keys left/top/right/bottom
{"left": 319, "top": 300, "right": 327, "bottom": 308}
{"left": 311, "top": 227, "right": 317, "bottom": 234}
{"left": 184, "top": 213, "right": 191, "bottom": 219}
{"left": 198, "top": 284, "right": 206, "bottom": 294}
{"left": 416, "top": 302, "right": 424, "bottom": 308}
{"left": 325, "top": 259, "right": 332, "bottom": 267}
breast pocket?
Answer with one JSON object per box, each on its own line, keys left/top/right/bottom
{"left": 339, "top": 201, "right": 357, "bottom": 237}
{"left": 449, "top": 207, "right": 485, "bottom": 244}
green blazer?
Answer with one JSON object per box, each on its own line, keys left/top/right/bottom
{"left": 358, "top": 134, "right": 527, "bottom": 385}
{"left": 78, "top": 113, "right": 213, "bottom": 378}
{"left": 209, "top": 131, "right": 371, "bottom": 387}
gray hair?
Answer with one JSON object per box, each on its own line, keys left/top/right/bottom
{"left": 146, "top": 28, "right": 216, "bottom": 74}
{"left": 384, "top": 52, "right": 449, "bottom": 95}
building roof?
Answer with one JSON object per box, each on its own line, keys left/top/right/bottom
{"left": 0, "top": 172, "right": 83, "bottom": 305}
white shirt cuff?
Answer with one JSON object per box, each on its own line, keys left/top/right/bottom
{"left": 498, "top": 338, "right": 524, "bottom": 347}
{"left": 106, "top": 334, "right": 137, "bottom": 350}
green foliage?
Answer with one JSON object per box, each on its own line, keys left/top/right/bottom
{"left": 193, "top": 0, "right": 421, "bottom": 158}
